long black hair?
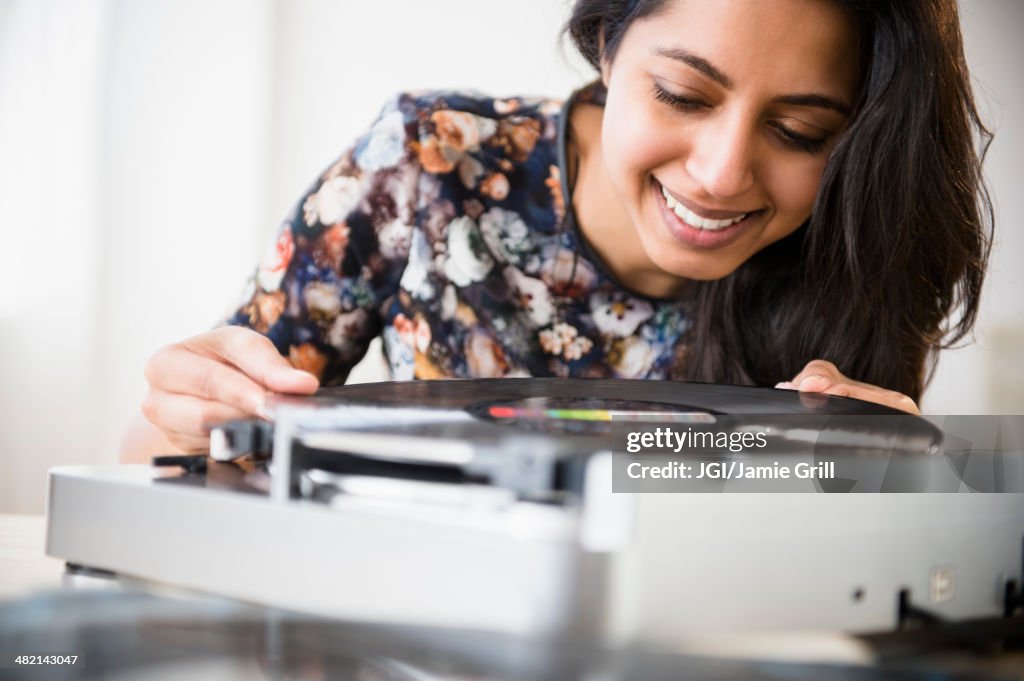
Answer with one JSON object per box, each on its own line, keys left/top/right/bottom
{"left": 567, "top": 0, "right": 992, "bottom": 401}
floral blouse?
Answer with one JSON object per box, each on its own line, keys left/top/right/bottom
{"left": 227, "top": 87, "right": 692, "bottom": 385}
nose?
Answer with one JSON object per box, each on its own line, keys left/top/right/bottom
{"left": 683, "top": 111, "right": 756, "bottom": 200}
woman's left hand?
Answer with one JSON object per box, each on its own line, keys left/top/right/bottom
{"left": 776, "top": 359, "right": 920, "bottom": 414}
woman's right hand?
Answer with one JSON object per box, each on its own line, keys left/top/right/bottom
{"left": 141, "top": 326, "right": 320, "bottom": 453}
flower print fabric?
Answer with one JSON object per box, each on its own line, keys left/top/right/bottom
{"left": 227, "top": 87, "right": 692, "bottom": 385}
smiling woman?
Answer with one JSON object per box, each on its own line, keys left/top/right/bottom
{"left": 128, "top": 0, "right": 992, "bottom": 457}
{"left": 568, "top": 0, "right": 990, "bottom": 403}
{"left": 575, "top": 0, "right": 860, "bottom": 289}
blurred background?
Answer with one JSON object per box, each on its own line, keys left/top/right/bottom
{"left": 1, "top": 0, "right": 1021, "bottom": 514}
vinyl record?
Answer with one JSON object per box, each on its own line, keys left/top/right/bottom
{"left": 271, "top": 378, "right": 938, "bottom": 446}
{"left": 299, "top": 378, "right": 902, "bottom": 414}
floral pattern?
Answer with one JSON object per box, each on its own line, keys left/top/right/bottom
{"left": 227, "top": 89, "right": 692, "bottom": 384}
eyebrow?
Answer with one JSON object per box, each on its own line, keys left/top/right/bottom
{"left": 653, "top": 47, "right": 852, "bottom": 116}
{"left": 773, "top": 93, "right": 851, "bottom": 116}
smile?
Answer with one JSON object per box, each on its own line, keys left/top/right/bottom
{"left": 659, "top": 185, "right": 748, "bottom": 231}
{"left": 651, "top": 179, "right": 763, "bottom": 250}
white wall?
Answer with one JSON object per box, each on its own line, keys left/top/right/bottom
{"left": 95, "top": 0, "right": 276, "bottom": 455}
{"left": 0, "top": 0, "right": 277, "bottom": 513}
{"left": 931, "top": 0, "right": 1024, "bottom": 413}
{"left": 0, "top": 0, "right": 109, "bottom": 513}
{"left": 0, "top": 0, "right": 1020, "bottom": 513}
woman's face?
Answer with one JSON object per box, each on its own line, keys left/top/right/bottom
{"left": 600, "top": 0, "right": 859, "bottom": 281}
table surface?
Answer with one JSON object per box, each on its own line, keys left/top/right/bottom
{"left": 0, "top": 514, "right": 65, "bottom": 600}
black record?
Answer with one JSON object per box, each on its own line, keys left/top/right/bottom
{"left": 299, "top": 378, "right": 902, "bottom": 414}
{"left": 270, "top": 378, "right": 940, "bottom": 451}
{"left": 288, "top": 378, "right": 911, "bottom": 434}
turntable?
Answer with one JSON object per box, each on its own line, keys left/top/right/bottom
{"left": 44, "top": 379, "right": 1024, "bottom": 654}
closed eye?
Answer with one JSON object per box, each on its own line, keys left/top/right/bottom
{"left": 652, "top": 81, "right": 709, "bottom": 112}
{"left": 654, "top": 80, "right": 831, "bottom": 154}
{"left": 768, "top": 122, "right": 829, "bottom": 153}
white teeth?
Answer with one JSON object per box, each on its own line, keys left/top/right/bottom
{"left": 659, "top": 184, "right": 747, "bottom": 231}
{"left": 661, "top": 185, "right": 679, "bottom": 209}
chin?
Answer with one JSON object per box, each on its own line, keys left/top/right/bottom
{"left": 637, "top": 227, "right": 746, "bottom": 283}
{"left": 649, "top": 253, "right": 742, "bottom": 282}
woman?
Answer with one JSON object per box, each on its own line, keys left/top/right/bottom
{"left": 128, "top": 0, "right": 991, "bottom": 456}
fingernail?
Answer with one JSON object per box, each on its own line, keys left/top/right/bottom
{"left": 281, "top": 367, "right": 317, "bottom": 384}
{"left": 253, "top": 392, "right": 273, "bottom": 421}
{"left": 798, "top": 375, "right": 827, "bottom": 390}
{"left": 775, "top": 382, "right": 796, "bottom": 390}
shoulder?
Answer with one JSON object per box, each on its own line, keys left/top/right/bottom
{"left": 332, "top": 90, "right": 565, "bottom": 205}
{"left": 398, "top": 89, "right": 563, "bottom": 127}
{"left": 390, "top": 90, "right": 563, "bottom": 173}
{"left": 407, "top": 91, "right": 566, "bottom": 235}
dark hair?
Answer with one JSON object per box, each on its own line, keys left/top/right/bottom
{"left": 567, "top": 0, "right": 992, "bottom": 401}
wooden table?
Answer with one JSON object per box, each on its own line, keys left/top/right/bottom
{"left": 0, "top": 514, "right": 66, "bottom": 600}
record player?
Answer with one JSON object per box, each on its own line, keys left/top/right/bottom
{"left": 45, "top": 379, "right": 1024, "bottom": 654}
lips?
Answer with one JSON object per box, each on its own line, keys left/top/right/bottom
{"left": 651, "top": 179, "right": 760, "bottom": 249}
{"left": 659, "top": 185, "right": 747, "bottom": 230}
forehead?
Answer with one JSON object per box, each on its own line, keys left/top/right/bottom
{"left": 622, "top": 0, "right": 859, "bottom": 95}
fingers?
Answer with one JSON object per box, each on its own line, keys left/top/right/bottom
{"left": 821, "top": 384, "right": 921, "bottom": 414}
{"left": 141, "top": 392, "right": 251, "bottom": 454}
{"left": 185, "top": 326, "right": 319, "bottom": 395}
{"left": 775, "top": 359, "right": 920, "bottom": 414}
{"left": 777, "top": 359, "right": 858, "bottom": 394}
{"left": 142, "top": 390, "right": 254, "bottom": 434}
{"left": 785, "top": 359, "right": 844, "bottom": 391}
{"left": 141, "top": 391, "right": 256, "bottom": 454}
{"left": 163, "top": 434, "right": 210, "bottom": 455}
{"left": 146, "top": 346, "right": 270, "bottom": 416}
{"left": 141, "top": 326, "right": 322, "bottom": 449}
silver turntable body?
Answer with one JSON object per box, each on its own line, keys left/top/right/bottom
{"left": 45, "top": 380, "right": 1024, "bottom": 652}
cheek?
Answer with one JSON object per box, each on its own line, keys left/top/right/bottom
{"left": 763, "top": 159, "right": 828, "bottom": 228}
{"left": 602, "top": 101, "right": 677, "bottom": 191}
